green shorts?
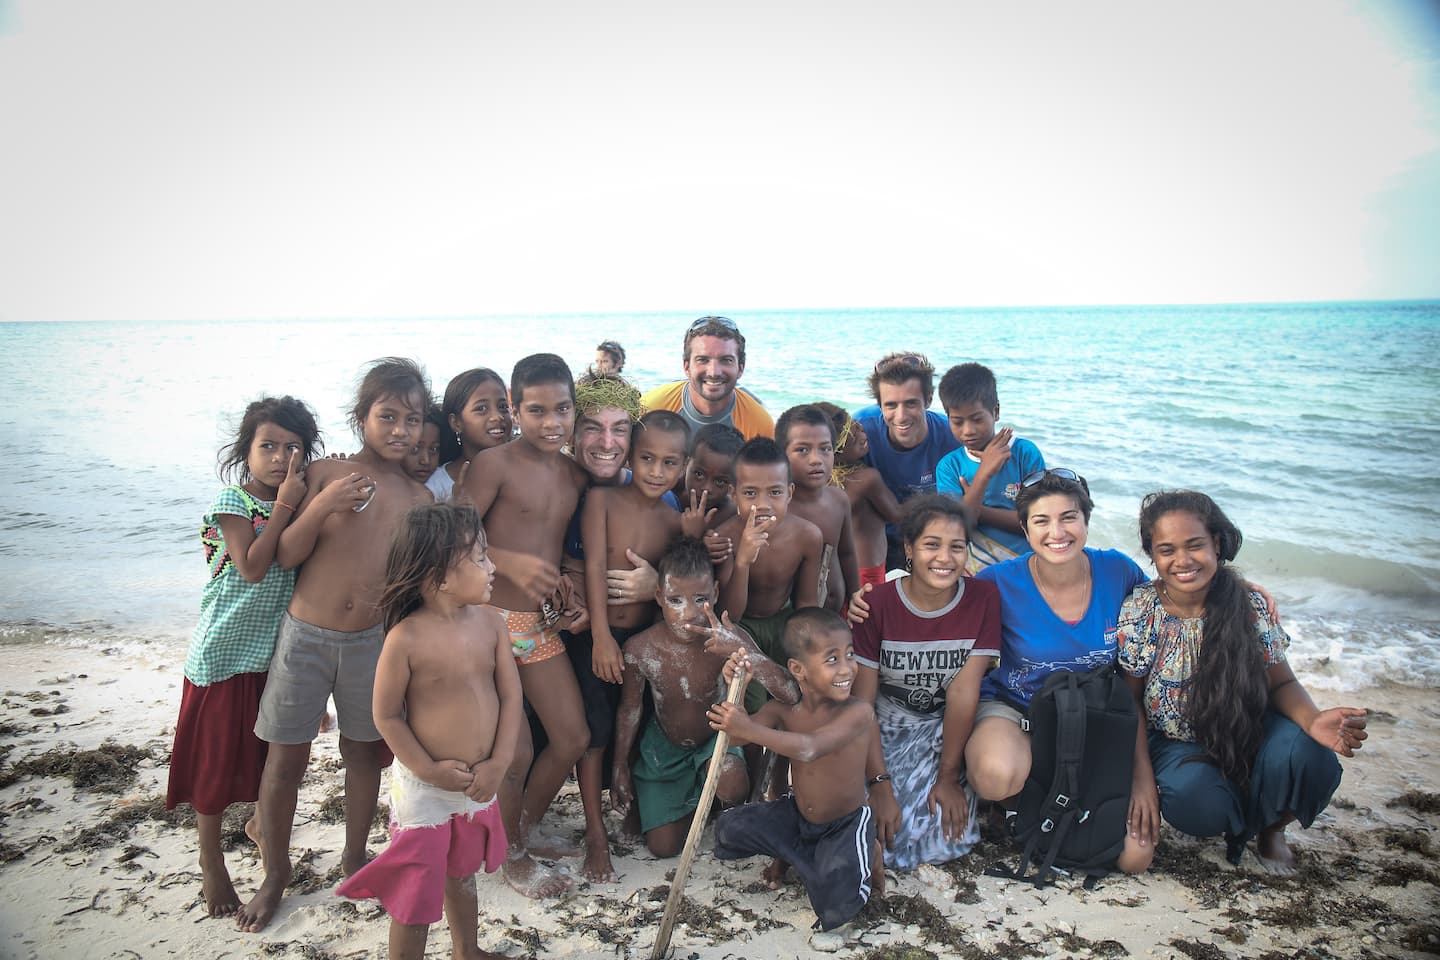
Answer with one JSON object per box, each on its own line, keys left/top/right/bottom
{"left": 739, "top": 603, "right": 793, "bottom": 713}
{"left": 632, "top": 717, "right": 742, "bottom": 834}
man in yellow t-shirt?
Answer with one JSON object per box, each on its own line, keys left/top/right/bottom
{"left": 639, "top": 316, "right": 774, "bottom": 440}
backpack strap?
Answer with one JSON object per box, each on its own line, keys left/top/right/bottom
{"left": 1025, "top": 678, "right": 1087, "bottom": 886}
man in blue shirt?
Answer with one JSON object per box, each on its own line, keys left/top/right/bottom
{"left": 851, "top": 352, "right": 959, "bottom": 569}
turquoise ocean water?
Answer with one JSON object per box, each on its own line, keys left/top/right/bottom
{"left": 1, "top": 302, "right": 1437, "bottom": 691}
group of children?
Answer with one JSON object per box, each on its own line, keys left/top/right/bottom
{"left": 166, "top": 343, "right": 1358, "bottom": 955}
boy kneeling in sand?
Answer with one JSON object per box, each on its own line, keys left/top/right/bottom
{"left": 707, "top": 608, "right": 883, "bottom": 932}
{"left": 610, "top": 537, "right": 798, "bottom": 857}
{"left": 338, "top": 504, "right": 522, "bottom": 960}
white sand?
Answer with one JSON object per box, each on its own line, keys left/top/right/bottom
{"left": 0, "top": 639, "right": 1437, "bottom": 960}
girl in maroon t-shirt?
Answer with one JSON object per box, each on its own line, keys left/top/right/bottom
{"left": 849, "top": 494, "right": 1001, "bottom": 870}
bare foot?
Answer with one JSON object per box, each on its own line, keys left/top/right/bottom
{"left": 199, "top": 856, "right": 240, "bottom": 918}
{"left": 761, "top": 857, "right": 790, "bottom": 889}
{"left": 341, "top": 846, "right": 373, "bottom": 877}
{"left": 528, "top": 830, "right": 582, "bottom": 860}
{"left": 581, "top": 833, "right": 617, "bottom": 883}
{"left": 1256, "top": 825, "right": 1298, "bottom": 876}
{"left": 502, "top": 854, "right": 574, "bottom": 899}
{"left": 244, "top": 816, "right": 268, "bottom": 872}
{"left": 235, "top": 872, "right": 288, "bottom": 932}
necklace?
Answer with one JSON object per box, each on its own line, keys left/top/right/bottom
{"left": 1159, "top": 582, "right": 1205, "bottom": 619}
{"left": 1030, "top": 554, "right": 1091, "bottom": 619}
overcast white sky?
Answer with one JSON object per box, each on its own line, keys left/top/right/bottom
{"left": 1, "top": 0, "right": 1437, "bottom": 322}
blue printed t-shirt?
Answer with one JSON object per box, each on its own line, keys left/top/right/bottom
{"left": 184, "top": 486, "right": 296, "bottom": 686}
{"left": 934, "top": 437, "right": 1046, "bottom": 553}
{"left": 975, "top": 547, "right": 1146, "bottom": 708}
{"left": 851, "top": 405, "right": 959, "bottom": 505}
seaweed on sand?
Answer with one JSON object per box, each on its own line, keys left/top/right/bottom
{"left": 858, "top": 948, "right": 940, "bottom": 960}
{"left": 1168, "top": 941, "right": 1232, "bottom": 960}
{"left": 0, "top": 742, "right": 151, "bottom": 793}
{"left": 1388, "top": 790, "right": 1440, "bottom": 815}
{"left": 1253, "top": 888, "right": 1395, "bottom": 931}
{"left": 1047, "top": 927, "right": 1128, "bottom": 958}
{"left": 57, "top": 796, "right": 192, "bottom": 852}
{"left": 1375, "top": 860, "right": 1440, "bottom": 887}
{"left": 1399, "top": 923, "right": 1440, "bottom": 955}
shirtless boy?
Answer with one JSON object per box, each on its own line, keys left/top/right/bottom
{"left": 463, "top": 353, "right": 590, "bottom": 898}
{"left": 239, "top": 358, "right": 433, "bottom": 932}
{"left": 712, "top": 437, "right": 822, "bottom": 712}
{"left": 576, "top": 409, "right": 700, "bottom": 880}
{"left": 611, "top": 538, "right": 798, "bottom": 857}
{"left": 815, "top": 402, "right": 899, "bottom": 590}
{"left": 707, "top": 608, "right": 882, "bottom": 931}
{"left": 776, "top": 405, "right": 859, "bottom": 613}
{"left": 337, "top": 504, "right": 521, "bottom": 960}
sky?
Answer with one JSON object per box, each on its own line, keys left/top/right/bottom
{"left": 1, "top": 0, "right": 1437, "bottom": 322}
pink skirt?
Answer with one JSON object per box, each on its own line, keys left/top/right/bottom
{"left": 166, "top": 672, "right": 268, "bottom": 816}
{"left": 336, "top": 800, "right": 507, "bottom": 925}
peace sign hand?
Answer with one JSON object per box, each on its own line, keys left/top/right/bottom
{"left": 736, "top": 505, "right": 773, "bottom": 567}
{"left": 277, "top": 449, "right": 307, "bottom": 507}
{"left": 693, "top": 601, "right": 745, "bottom": 659}
{"left": 681, "top": 488, "right": 718, "bottom": 539}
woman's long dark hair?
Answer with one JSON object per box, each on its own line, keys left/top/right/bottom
{"left": 1139, "top": 490, "right": 1267, "bottom": 785}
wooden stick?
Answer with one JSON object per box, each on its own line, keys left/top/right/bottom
{"left": 651, "top": 668, "right": 748, "bottom": 960}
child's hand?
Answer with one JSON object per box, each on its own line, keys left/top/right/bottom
{"left": 691, "top": 602, "right": 743, "bottom": 658}
{"left": 703, "top": 529, "right": 733, "bottom": 565}
{"left": 926, "top": 777, "right": 970, "bottom": 842}
{"left": 610, "top": 766, "right": 634, "bottom": 818}
{"left": 465, "top": 757, "right": 505, "bottom": 804}
{"left": 592, "top": 634, "right": 624, "bottom": 685}
{"left": 721, "top": 647, "right": 753, "bottom": 685}
{"left": 316, "top": 472, "right": 375, "bottom": 515}
{"left": 451, "top": 460, "right": 473, "bottom": 505}
{"left": 706, "top": 700, "right": 752, "bottom": 741}
{"left": 277, "top": 449, "right": 307, "bottom": 509}
{"left": 847, "top": 582, "right": 874, "bottom": 624}
{"left": 681, "top": 489, "right": 718, "bottom": 540}
{"left": 506, "top": 553, "right": 561, "bottom": 606}
{"left": 428, "top": 759, "right": 476, "bottom": 793}
{"left": 976, "top": 426, "right": 1013, "bottom": 476}
{"left": 1310, "top": 706, "right": 1368, "bottom": 756}
{"left": 736, "top": 506, "right": 774, "bottom": 567}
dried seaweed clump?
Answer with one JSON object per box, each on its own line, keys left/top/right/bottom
{"left": 1, "top": 741, "right": 151, "bottom": 793}
{"left": 1388, "top": 790, "right": 1440, "bottom": 815}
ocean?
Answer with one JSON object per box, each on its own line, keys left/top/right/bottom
{"left": 2, "top": 302, "right": 1437, "bottom": 692}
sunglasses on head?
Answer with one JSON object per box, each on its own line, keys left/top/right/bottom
{"left": 597, "top": 340, "right": 621, "bottom": 352}
{"left": 688, "top": 315, "right": 738, "bottom": 333}
{"left": 874, "top": 353, "right": 927, "bottom": 375}
{"left": 1020, "top": 467, "right": 1086, "bottom": 490}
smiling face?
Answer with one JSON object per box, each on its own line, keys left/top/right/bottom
{"left": 657, "top": 571, "right": 718, "bottom": 641}
{"left": 1024, "top": 492, "right": 1090, "bottom": 566}
{"left": 733, "top": 460, "right": 792, "bottom": 523}
{"left": 362, "top": 390, "right": 425, "bottom": 461}
{"left": 629, "top": 426, "right": 687, "bottom": 500}
{"left": 946, "top": 400, "right": 999, "bottom": 453}
{"left": 450, "top": 380, "right": 512, "bottom": 456}
{"left": 877, "top": 378, "right": 930, "bottom": 449}
{"left": 685, "top": 442, "right": 734, "bottom": 509}
{"left": 783, "top": 423, "right": 835, "bottom": 492}
{"left": 404, "top": 422, "right": 442, "bottom": 483}
{"left": 790, "top": 629, "right": 857, "bottom": 702}
{"left": 905, "top": 516, "right": 968, "bottom": 594}
{"left": 683, "top": 335, "right": 743, "bottom": 406}
{"left": 573, "top": 405, "right": 632, "bottom": 483}
{"left": 1147, "top": 510, "right": 1220, "bottom": 609}
{"left": 513, "top": 381, "right": 575, "bottom": 453}
{"left": 246, "top": 421, "right": 305, "bottom": 496}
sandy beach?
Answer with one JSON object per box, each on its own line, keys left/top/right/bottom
{"left": 0, "top": 637, "right": 1436, "bottom": 960}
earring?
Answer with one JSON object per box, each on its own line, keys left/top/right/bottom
{"left": 456, "top": 431, "right": 463, "bottom": 448}
{"left": 905, "top": 556, "right": 913, "bottom": 573}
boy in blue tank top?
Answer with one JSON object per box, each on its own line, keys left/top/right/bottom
{"left": 935, "top": 363, "right": 1045, "bottom": 559}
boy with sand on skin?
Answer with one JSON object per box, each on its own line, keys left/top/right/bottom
{"left": 336, "top": 504, "right": 521, "bottom": 960}
{"left": 238, "top": 358, "right": 433, "bottom": 933}
{"left": 576, "top": 409, "right": 707, "bottom": 881}
{"left": 610, "top": 538, "right": 799, "bottom": 857}
{"left": 463, "top": 353, "right": 590, "bottom": 899}
{"left": 777, "top": 405, "right": 860, "bottom": 613}
{"left": 711, "top": 437, "right": 823, "bottom": 712}
{"left": 707, "top": 608, "right": 882, "bottom": 931}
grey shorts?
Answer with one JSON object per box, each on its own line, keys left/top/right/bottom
{"left": 974, "top": 698, "right": 1026, "bottom": 727}
{"left": 255, "top": 612, "right": 384, "bottom": 744}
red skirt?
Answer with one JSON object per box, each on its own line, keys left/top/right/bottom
{"left": 167, "top": 672, "right": 268, "bottom": 816}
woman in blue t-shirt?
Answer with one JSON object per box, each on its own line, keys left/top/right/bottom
{"left": 964, "top": 468, "right": 1155, "bottom": 873}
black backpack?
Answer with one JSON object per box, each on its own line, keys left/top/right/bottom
{"left": 988, "top": 665, "right": 1138, "bottom": 888}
